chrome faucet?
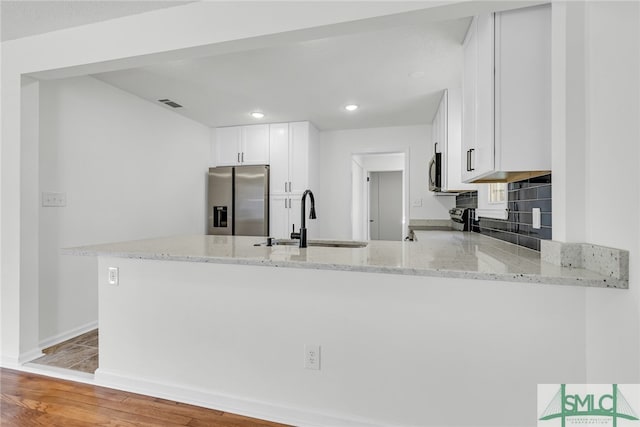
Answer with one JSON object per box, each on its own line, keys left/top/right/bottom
{"left": 290, "top": 189, "right": 317, "bottom": 248}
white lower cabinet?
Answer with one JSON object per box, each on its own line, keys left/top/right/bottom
{"left": 270, "top": 195, "right": 302, "bottom": 239}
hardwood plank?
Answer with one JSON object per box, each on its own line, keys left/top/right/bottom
{"left": 1, "top": 371, "right": 127, "bottom": 403}
{"left": 2, "top": 392, "right": 189, "bottom": 427}
{"left": 187, "top": 412, "right": 290, "bottom": 427}
{"left": 1, "top": 368, "right": 291, "bottom": 426}
{"left": 4, "top": 387, "right": 194, "bottom": 425}
{"left": 122, "top": 395, "right": 225, "bottom": 419}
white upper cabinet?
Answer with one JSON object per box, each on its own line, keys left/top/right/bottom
{"left": 462, "top": 4, "right": 551, "bottom": 183}
{"left": 268, "top": 121, "right": 318, "bottom": 239}
{"left": 215, "top": 126, "right": 242, "bottom": 166}
{"left": 215, "top": 124, "right": 269, "bottom": 166}
{"left": 433, "top": 88, "right": 477, "bottom": 192}
{"left": 268, "top": 121, "right": 318, "bottom": 196}
{"left": 289, "top": 122, "right": 312, "bottom": 194}
{"left": 269, "top": 123, "right": 290, "bottom": 194}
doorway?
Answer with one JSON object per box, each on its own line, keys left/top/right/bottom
{"left": 369, "top": 171, "right": 403, "bottom": 241}
{"left": 351, "top": 152, "right": 406, "bottom": 241}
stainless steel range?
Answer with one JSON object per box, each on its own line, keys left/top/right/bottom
{"left": 449, "top": 208, "right": 473, "bottom": 231}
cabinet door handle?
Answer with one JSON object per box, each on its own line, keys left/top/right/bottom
{"left": 469, "top": 148, "right": 475, "bottom": 171}
{"left": 466, "top": 150, "right": 470, "bottom": 172}
{"left": 288, "top": 181, "right": 292, "bottom": 192}
{"left": 434, "top": 142, "right": 438, "bottom": 154}
{"left": 241, "top": 152, "right": 244, "bottom": 163}
{"left": 237, "top": 152, "right": 240, "bottom": 163}
{"left": 284, "top": 182, "right": 287, "bottom": 193}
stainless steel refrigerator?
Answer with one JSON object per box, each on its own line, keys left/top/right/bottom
{"left": 207, "top": 165, "right": 269, "bottom": 236}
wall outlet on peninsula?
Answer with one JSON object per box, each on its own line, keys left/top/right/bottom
{"left": 304, "top": 344, "right": 320, "bottom": 370}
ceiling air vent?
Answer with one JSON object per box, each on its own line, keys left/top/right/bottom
{"left": 158, "top": 99, "right": 183, "bottom": 108}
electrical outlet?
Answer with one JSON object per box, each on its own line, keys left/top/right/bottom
{"left": 532, "top": 208, "right": 541, "bottom": 229}
{"left": 107, "top": 267, "right": 119, "bottom": 286}
{"left": 412, "top": 198, "right": 423, "bottom": 207}
{"left": 304, "top": 344, "right": 320, "bottom": 370}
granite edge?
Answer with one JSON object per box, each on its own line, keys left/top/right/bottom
{"left": 541, "top": 240, "right": 629, "bottom": 284}
{"left": 62, "top": 248, "right": 627, "bottom": 289}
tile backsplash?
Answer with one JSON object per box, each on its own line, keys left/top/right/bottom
{"left": 455, "top": 174, "right": 552, "bottom": 251}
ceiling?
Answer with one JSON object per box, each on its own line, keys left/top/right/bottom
{"left": 92, "top": 16, "right": 471, "bottom": 131}
{"left": 2, "top": 0, "right": 471, "bottom": 131}
{"left": 1, "top": 0, "right": 195, "bottom": 41}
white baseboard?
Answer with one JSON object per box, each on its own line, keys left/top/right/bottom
{"left": 1, "top": 355, "right": 21, "bottom": 369}
{"left": 38, "top": 320, "right": 98, "bottom": 350}
{"left": 1, "top": 348, "right": 45, "bottom": 367}
{"left": 22, "top": 362, "right": 95, "bottom": 382}
{"left": 95, "top": 369, "right": 383, "bottom": 427}
{"left": 19, "top": 348, "right": 45, "bottom": 364}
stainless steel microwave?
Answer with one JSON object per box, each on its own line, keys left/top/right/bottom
{"left": 428, "top": 143, "right": 442, "bottom": 192}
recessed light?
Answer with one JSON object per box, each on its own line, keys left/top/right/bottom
{"left": 251, "top": 111, "right": 265, "bottom": 119}
{"left": 344, "top": 104, "right": 359, "bottom": 112}
{"left": 409, "top": 70, "right": 426, "bottom": 79}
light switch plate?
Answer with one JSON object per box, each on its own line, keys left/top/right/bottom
{"left": 107, "top": 267, "right": 119, "bottom": 286}
{"left": 532, "top": 208, "right": 541, "bottom": 229}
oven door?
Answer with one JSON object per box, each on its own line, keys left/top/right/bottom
{"left": 428, "top": 152, "right": 442, "bottom": 192}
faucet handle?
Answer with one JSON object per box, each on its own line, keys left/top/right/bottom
{"left": 290, "top": 223, "right": 301, "bottom": 240}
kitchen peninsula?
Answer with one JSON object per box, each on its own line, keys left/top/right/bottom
{"left": 62, "top": 231, "right": 624, "bottom": 426}
{"left": 66, "top": 232, "right": 625, "bottom": 288}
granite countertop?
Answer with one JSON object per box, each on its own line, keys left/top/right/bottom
{"left": 63, "top": 231, "right": 626, "bottom": 289}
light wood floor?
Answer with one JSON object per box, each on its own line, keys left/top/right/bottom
{"left": 0, "top": 368, "right": 289, "bottom": 426}
{"left": 32, "top": 329, "right": 99, "bottom": 373}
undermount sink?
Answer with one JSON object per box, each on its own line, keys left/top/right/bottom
{"left": 255, "top": 239, "right": 368, "bottom": 248}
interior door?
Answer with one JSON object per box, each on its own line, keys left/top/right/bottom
{"left": 369, "top": 171, "right": 402, "bottom": 241}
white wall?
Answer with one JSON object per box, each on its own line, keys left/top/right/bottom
{"left": 2, "top": 0, "right": 440, "bottom": 367}
{"left": 38, "top": 76, "right": 210, "bottom": 344}
{"left": 20, "top": 78, "right": 41, "bottom": 359}
{"left": 351, "top": 159, "right": 367, "bottom": 241}
{"left": 317, "top": 125, "right": 454, "bottom": 240}
{"left": 98, "top": 258, "right": 587, "bottom": 427}
{"left": 580, "top": 1, "right": 640, "bottom": 382}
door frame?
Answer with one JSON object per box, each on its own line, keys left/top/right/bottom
{"left": 350, "top": 150, "right": 408, "bottom": 241}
